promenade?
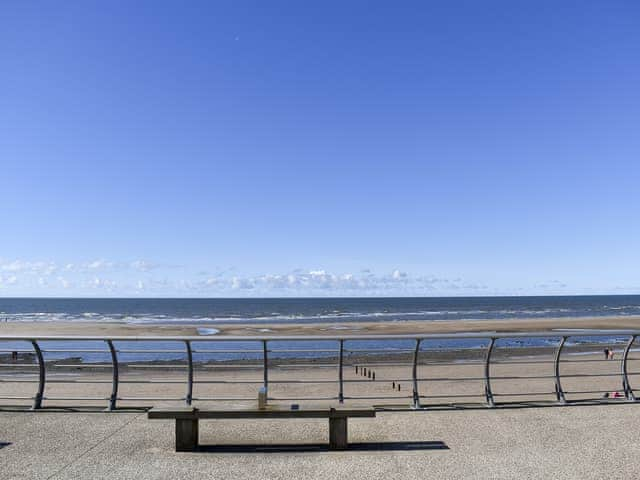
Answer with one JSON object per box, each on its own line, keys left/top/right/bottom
{"left": 2, "top": 404, "right": 639, "bottom": 479}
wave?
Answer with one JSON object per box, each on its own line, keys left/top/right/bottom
{"left": 2, "top": 304, "right": 640, "bottom": 325}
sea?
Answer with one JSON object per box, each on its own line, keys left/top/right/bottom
{"left": 2, "top": 295, "right": 640, "bottom": 325}
{"left": 1, "top": 296, "right": 639, "bottom": 362}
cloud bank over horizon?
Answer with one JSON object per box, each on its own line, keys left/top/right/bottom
{"left": 0, "top": 257, "right": 633, "bottom": 297}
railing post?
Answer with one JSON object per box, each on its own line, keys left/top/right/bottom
{"left": 31, "top": 340, "right": 45, "bottom": 410}
{"left": 338, "top": 339, "right": 344, "bottom": 403}
{"left": 412, "top": 339, "right": 421, "bottom": 409}
{"left": 106, "top": 340, "right": 119, "bottom": 411}
{"left": 262, "top": 340, "right": 268, "bottom": 395}
{"left": 622, "top": 335, "right": 636, "bottom": 401}
{"left": 185, "top": 340, "right": 194, "bottom": 405}
{"left": 554, "top": 336, "right": 567, "bottom": 404}
{"left": 484, "top": 338, "right": 496, "bottom": 408}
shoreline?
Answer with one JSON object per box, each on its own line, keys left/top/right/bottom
{"left": 1, "top": 315, "right": 639, "bottom": 337}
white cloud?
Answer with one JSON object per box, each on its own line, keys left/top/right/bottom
{"left": 392, "top": 269, "right": 407, "bottom": 280}
{"left": 131, "top": 260, "right": 158, "bottom": 272}
{"left": 86, "top": 259, "right": 114, "bottom": 270}
{"left": 201, "top": 269, "right": 480, "bottom": 296}
{"left": 231, "top": 277, "right": 255, "bottom": 289}
{"left": 0, "top": 258, "right": 168, "bottom": 283}
{"left": 87, "top": 277, "right": 118, "bottom": 290}
{"left": 0, "top": 257, "right": 491, "bottom": 296}
{"left": 0, "top": 260, "right": 57, "bottom": 275}
{"left": 534, "top": 280, "right": 568, "bottom": 289}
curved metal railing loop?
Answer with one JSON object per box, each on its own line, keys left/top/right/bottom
{"left": 412, "top": 338, "right": 422, "bottom": 409}
{"left": 622, "top": 335, "right": 636, "bottom": 401}
{"left": 484, "top": 338, "right": 496, "bottom": 408}
{"left": 262, "top": 340, "right": 269, "bottom": 395}
{"left": 1, "top": 331, "right": 640, "bottom": 409}
{"left": 30, "top": 340, "right": 45, "bottom": 410}
{"left": 106, "top": 340, "right": 119, "bottom": 411}
{"left": 554, "top": 336, "right": 568, "bottom": 404}
{"left": 185, "top": 340, "right": 194, "bottom": 406}
{"left": 338, "top": 339, "right": 344, "bottom": 403}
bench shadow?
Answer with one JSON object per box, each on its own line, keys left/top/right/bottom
{"left": 0, "top": 442, "right": 12, "bottom": 450}
{"left": 195, "top": 441, "right": 448, "bottom": 453}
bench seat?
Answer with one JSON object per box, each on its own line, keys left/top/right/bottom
{"left": 148, "top": 406, "right": 376, "bottom": 451}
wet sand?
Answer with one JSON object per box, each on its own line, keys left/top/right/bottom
{"left": 1, "top": 315, "right": 640, "bottom": 337}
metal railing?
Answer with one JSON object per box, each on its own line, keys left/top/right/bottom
{"left": 0, "top": 331, "right": 638, "bottom": 410}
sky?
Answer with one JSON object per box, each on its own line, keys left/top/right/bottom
{"left": 1, "top": 1, "right": 639, "bottom": 297}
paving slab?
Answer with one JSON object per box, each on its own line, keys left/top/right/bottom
{"left": 1, "top": 405, "right": 640, "bottom": 479}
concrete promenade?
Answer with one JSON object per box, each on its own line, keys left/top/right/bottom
{"left": 1, "top": 404, "right": 639, "bottom": 479}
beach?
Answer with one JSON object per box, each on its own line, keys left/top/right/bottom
{"left": 2, "top": 315, "right": 638, "bottom": 409}
{"left": 2, "top": 316, "right": 639, "bottom": 479}
{"left": 3, "top": 315, "right": 640, "bottom": 337}
{"left": 1, "top": 340, "right": 634, "bottom": 410}
{"left": 3, "top": 336, "right": 639, "bottom": 479}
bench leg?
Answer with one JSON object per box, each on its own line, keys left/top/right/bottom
{"left": 329, "top": 417, "right": 348, "bottom": 450}
{"left": 175, "top": 418, "right": 199, "bottom": 452}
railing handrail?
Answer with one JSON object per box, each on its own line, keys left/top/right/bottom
{"left": 1, "top": 329, "right": 640, "bottom": 342}
{"left": 1, "top": 329, "right": 638, "bottom": 411}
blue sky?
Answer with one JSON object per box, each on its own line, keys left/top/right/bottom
{"left": 1, "top": 1, "right": 639, "bottom": 297}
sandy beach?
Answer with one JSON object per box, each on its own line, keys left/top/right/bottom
{"left": 3, "top": 334, "right": 639, "bottom": 479}
{"left": 2, "top": 316, "right": 638, "bottom": 410}
{"left": 1, "top": 315, "right": 640, "bottom": 337}
{"left": 2, "top": 318, "right": 639, "bottom": 479}
{"left": 1, "top": 345, "right": 636, "bottom": 410}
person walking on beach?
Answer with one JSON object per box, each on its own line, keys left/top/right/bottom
{"left": 604, "top": 348, "right": 610, "bottom": 359}
{"left": 608, "top": 349, "right": 615, "bottom": 360}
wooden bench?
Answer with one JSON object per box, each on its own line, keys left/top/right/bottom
{"left": 148, "top": 406, "right": 376, "bottom": 451}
